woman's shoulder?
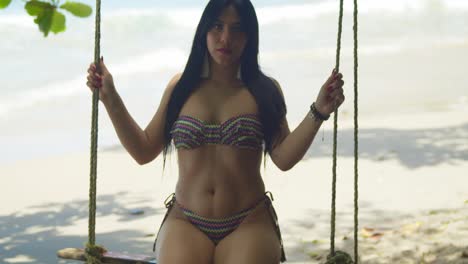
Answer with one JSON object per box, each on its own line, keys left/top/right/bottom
{"left": 168, "top": 72, "right": 183, "bottom": 87}
{"left": 164, "top": 72, "right": 183, "bottom": 92}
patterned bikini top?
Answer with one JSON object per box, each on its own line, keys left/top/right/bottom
{"left": 170, "top": 113, "right": 264, "bottom": 150}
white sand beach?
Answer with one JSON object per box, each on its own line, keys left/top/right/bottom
{"left": 1, "top": 108, "right": 467, "bottom": 264}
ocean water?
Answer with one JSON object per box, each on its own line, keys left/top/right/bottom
{"left": 1, "top": 0, "right": 467, "bottom": 164}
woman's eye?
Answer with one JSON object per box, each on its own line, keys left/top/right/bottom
{"left": 213, "top": 24, "right": 223, "bottom": 31}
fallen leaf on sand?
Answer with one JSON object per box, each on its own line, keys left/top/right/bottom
{"left": 361, "top": 227, "right": 384, "bottom": 239}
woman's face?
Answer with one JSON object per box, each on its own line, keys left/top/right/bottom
{"left": 206, "top": 5, "right": 247, "bottom": 67}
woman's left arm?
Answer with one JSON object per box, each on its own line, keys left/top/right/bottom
{"left": 270, "top": 69, "right": 345, "bottom": 171}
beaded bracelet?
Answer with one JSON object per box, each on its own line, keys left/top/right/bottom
{"left": 308, "top": 102, "right": 330, "bottom": 121}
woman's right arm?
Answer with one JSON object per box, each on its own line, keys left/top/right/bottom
{"left": 87, "top": 58, "right": 181, "bottom": 165}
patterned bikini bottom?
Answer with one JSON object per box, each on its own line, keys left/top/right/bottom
{"left": 153, "top": 191, "right": 286, "bottom": 262}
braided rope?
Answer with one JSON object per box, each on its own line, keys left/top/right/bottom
{"left": 353, "top": 0, "right": 359, "bottom": 261}
{"left": 329, "top": 0, "right": 359, "bottom": 263}
{"left": 86, "top": 0, "right": 103, "bottom": 263}
{"left": 330, "top": 0, "right": 344, "bottom": 256}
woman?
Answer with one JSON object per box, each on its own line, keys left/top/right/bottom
{"left": 86, "top": 0, "right": 344, "bottom": 263}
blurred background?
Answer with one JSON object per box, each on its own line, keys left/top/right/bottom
{"left": 1, "top": 0, "right": 467, "bottom": 164}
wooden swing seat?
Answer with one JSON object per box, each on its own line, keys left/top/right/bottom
{"left": 57, "top": 248, "right": 157, "bottom": 264}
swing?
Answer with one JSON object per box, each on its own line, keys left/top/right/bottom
{"left": 56, "top": 0, "right": 156, "bottom": 263}
{"left": 57, "top": 0, "right": 359, "bottom": 263}
{"left": 325, "top": 0, "right": 359, "bottom": 263}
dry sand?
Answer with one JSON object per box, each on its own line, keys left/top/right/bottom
{"left": 1, "top": 108, "right": 467, "bottom": 264}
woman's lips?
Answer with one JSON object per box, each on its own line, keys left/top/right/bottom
{"left": 217, "top": 48, "right": 232, "bottom": 55}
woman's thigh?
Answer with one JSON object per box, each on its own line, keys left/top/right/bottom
{"left": 155, "top": 204, "right": 215, "bottom": 264}
{"left": 213, "top": 202, "right": 282, "bottom": 264}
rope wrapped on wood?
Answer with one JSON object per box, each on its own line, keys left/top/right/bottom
{"left": 84, "top": 243, "right": 107, "bottom": 264}
{"left": 326, "top": 250, "right": 354, "bottom": 264}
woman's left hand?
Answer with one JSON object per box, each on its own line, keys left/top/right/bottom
{"left": 314, "top": 69, "right": 345, "bottom": 116}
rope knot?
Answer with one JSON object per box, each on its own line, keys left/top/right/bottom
{"left": 85, "top": 243, "right": 107, "bottom": 264}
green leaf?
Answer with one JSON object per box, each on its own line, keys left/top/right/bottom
{"left": 25, "top": 0, "right": 53, "bottom": 16}
{"left": 34, "top": 8, "right": 54, "bottom": 37}
{"left": 0, "top": 0, "right": 12, "bottom": 9}
{"left": 25, "top": 1, "right": 66, "bottom": 37}
{"left": 50, "top": 10, "right": 66, "bottom": 34}
{"left": 60, "top": 2, "right": 92, "bottom": 17}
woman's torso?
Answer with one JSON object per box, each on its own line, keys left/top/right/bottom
{"left": 172, "top": 79, "right": 266, "bottom": 218}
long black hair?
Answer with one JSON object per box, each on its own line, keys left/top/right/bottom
{"left": 162, "top": 0, "right": 287, "bottom": 171}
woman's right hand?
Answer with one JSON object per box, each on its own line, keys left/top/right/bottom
{"left": 86, "top": 56, "right": 116, "bottom": 103}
